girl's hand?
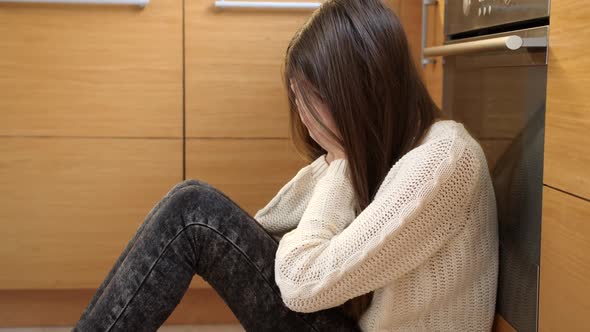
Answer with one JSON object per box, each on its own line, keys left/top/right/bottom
{"left": 291, "top": 80, "right": 346, "bottom": 163}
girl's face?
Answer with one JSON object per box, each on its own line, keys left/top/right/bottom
{"left": 290, "top": 79, "right": 318, "bottom": 142}
{"left": 289, "top": 78, "right": 343, "bottom": 154}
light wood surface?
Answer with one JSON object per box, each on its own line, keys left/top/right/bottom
{"left": 0, "top": 288, "right": 238, "bottom": 327}
{"left": 543, "top": 0, "right": 590, "bottom": 199}
{"left": 493, "top": 314, "right": 517, "bottom": 332}
{"left": 539, "top": 187, "right": 590, "bottom": 331}
{"left": 186, "top": 139, "right": 307, "bottom": 215}
{"left": 396, "top": 0, "right": 442, "bottom": 108}
{"left": 184, "top": 0, "right": 423, "bottom": 138}
{"left": 384, "top": 0, "right": 400, "bottom": 13}
{"left": 0, "top": 0, "right": 183, "bottom": 138}
{"left": 422, "top": 0, "right": 444, "bottom": 108}
{"left": 0, "top": 137, "right": 182, "bottom": 289}
{"left": 398, "top": 0, "right": 422, "bottom": 70}
{"left": 185, "top": 1, "right": 314, "bottom": 138}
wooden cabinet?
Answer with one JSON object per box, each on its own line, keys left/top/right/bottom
{"left": 542, "top": 0, "right": 590, "bottom": 200}
{"left": 539, "top": 1, "right": 590, "bottom": 331}
{"left": 539, "top": 187, "right": 590, "bottom": 331}
{"left": 185, "top": 0, "right": 407, "bottom": 139}
{"left": 0, "top": 0, "right": 184, "bottom": 324}
{"left": 0, "top": 0, "right": 183, "bottom": 138}
{"left": 0, "top": 137, "right": 182, "bottom": 289}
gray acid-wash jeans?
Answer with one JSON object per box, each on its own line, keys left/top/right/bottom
{"left": 73, "top": 179, "right": 361, "bottom": 332}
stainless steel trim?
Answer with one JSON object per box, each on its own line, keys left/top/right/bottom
{"left": 214, "top": 0, "right": 321, "bottom": 9}
{"left": 421, "top": 0, "right": 438, "bottom": 67}
{"left": 0, "top": 0, "right": 148, "bottom": 6}
{"left": 424, "top": 35, "right": 547, "bottom": 57}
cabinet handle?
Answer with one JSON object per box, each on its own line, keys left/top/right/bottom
{"left": 423, "top": 35, "right": 547, "bottom": 57}
{"left": 214, "top": 0, "right": 321, "bottom": 10}
{"left": 0, "top": 0, "right": 148, "bottom": 7}
{"left": 421, "top": 0, "right": 438, "bottom": 67}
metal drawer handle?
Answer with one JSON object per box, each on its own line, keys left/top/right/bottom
{"left": 0, "top": 0, "right": 148, "bottom": 7}
{"left": 424, "top": 35, "right": 547, "bottom": 57}
{"left": 214, "top": 0, "right": 321, "bottom": 10}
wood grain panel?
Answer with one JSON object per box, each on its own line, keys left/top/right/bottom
{"left": 422, "top": 0, "right": 444, "bottom": 108}
{"left": 0, "top": 137, "right": 182, "bottom": 289}
{"left": 539, "top": 187, "right": 590, "bottom": 331}
{"left": 0, "top": 288, "right": 238, "bottom": 326}
{"left": 186, "top": 139, "right": 307, "bottom": 215}
{"left": 543, "top": 0, "right": 590, "bottom": 199}
{"left": 397, "top": 0, "right": 443, "bottom": 108}
{"left": 0, "top": 0, "right": 182, "bottom": 138}
{"left": 493, "top": 314, "right": 517, "bottom": 332}
{"left": 384, "top": 0, "right": 400, "bottom": 13}
{"left": 186, "top": 1, "right": 314, "bottom": 138}
{"left": 399, "top": 0, "right": 423, "bottom": 71}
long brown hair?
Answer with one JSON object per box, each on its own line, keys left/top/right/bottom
{"left": 283, "top": 0, "right": 441, "bottom": 322}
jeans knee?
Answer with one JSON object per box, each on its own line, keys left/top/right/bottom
{"left": 167, "top": 179, "right": 211, "bottom": 196}
{"left": 183, "top": 178, "right": 218, "bottom": 191}
{"left": 169, "top": 180, "right": 226, "bottom": 213}
{"left": 179, "top": 178, "right": 205, "bottom": 188}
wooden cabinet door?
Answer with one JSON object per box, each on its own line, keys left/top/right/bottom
{"left": 186, "top": 139, "right": 306, "bottom": 216}
{"left": 0, "top": 138, "right": 183, "bottom": 289}
{"left": 539, "top": 1, "right": 590, "bottom": 330}
{"left": 0, "top": 0, "right": 184, "bottom": 291}
{"left": 185, "top": 0, "right": 314, "bottom": 138}
{"left": 539, "top": 187, "right": 590, "bottom": 331}
{"left": 543, "top": 0, "right": 590, "bottom": 200}
{"left": 0, "top": 0, "right": 183, "bottom": 138}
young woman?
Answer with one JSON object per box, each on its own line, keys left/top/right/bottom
{"left": 74, "top": 0, "right": 499, "bottom": 331}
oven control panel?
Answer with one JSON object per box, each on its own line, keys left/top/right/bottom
{"left": 462, "top": 0, "right": 514, "bottom": 17}
{"left": 447, "top": 0, "right": 549, "bottom": 36}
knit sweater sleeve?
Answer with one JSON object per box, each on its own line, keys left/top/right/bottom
{"left": 254, "top": 154, "right": 330, "bottom": 241}
{"left": 274, "top": 134, "right": 480, "bottom": 313}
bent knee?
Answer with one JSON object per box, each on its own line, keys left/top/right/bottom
{"left": 180, "top": 178, "right": 211, "bottom": 189}
{"left": 167, "top": 179, "right": 213, "bottom": 196}
{"left": 170, "top": 180, "right": 227, "bottom": 209}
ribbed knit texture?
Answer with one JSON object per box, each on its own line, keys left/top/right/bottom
{"left": 254, "top": 120, "right": 499, "bottom": 331}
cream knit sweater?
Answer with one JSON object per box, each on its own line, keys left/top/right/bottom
{"left": 254, "top": 120, "right": 499, "bottom": 332}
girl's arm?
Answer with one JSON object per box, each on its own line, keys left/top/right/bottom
{"left": 274, "top": 134, "right": 481, "bottom": 312}
{"left": 254, "top": 154, "right": 329, "bottom": 241}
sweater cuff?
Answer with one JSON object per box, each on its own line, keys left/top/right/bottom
{"left": 324, "top": 158, "right": 348, "bottom": 178}
{"left": 310, "top": 154, "right": 329, "bottom": 181}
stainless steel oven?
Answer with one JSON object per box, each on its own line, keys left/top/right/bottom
{"left": 423, "top": 1, "right": 551, "bottom": 331}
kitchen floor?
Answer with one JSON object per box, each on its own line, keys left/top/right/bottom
{"left": 0, "top": 325, "right": 245, "bottom": 332}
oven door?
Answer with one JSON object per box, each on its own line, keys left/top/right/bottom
{"left": 442, "top": 26, "right": 548, "bottom": 332}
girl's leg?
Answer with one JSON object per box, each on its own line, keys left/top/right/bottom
{"left": 76, "top": 179, "right": 203, "bottom": 324}
{"left": 73, "top": 179, "right": 361, "bottom": 332}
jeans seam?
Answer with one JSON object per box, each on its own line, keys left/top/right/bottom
{"left": 106, "top": 222, "right": 321, "bottom": 332}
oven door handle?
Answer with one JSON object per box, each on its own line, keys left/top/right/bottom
{"left": 424, "top": 35, "right": 547, "bottom": 57}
